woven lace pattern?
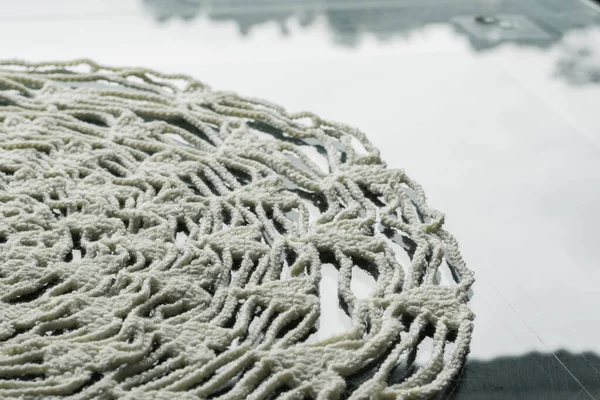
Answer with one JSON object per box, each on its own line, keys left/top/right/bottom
{"left": 0, "top": 60, "right": 474, "bottom": 400}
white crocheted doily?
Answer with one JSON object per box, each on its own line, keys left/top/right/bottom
{"left": 0, "top": 60, "right": 474, "bottom": 400}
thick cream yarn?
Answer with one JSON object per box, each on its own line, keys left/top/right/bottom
{"left": 0, "top": 60, "right": 474, "bottom": 400}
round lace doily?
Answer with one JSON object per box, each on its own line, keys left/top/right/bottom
{"left": 0, "top": 60, "right": 474, "bottom": 400}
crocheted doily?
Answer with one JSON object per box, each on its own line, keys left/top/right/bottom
{"left": 0, "top": 60, "right": 474, "bottom": 400}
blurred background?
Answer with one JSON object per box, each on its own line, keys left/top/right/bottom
{"left": 2, "top": 0, "right": 600, "bottom": 398}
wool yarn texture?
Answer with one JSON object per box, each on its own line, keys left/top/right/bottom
{"left": 0, "top": 60, "right": 474, "bottom": 400}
